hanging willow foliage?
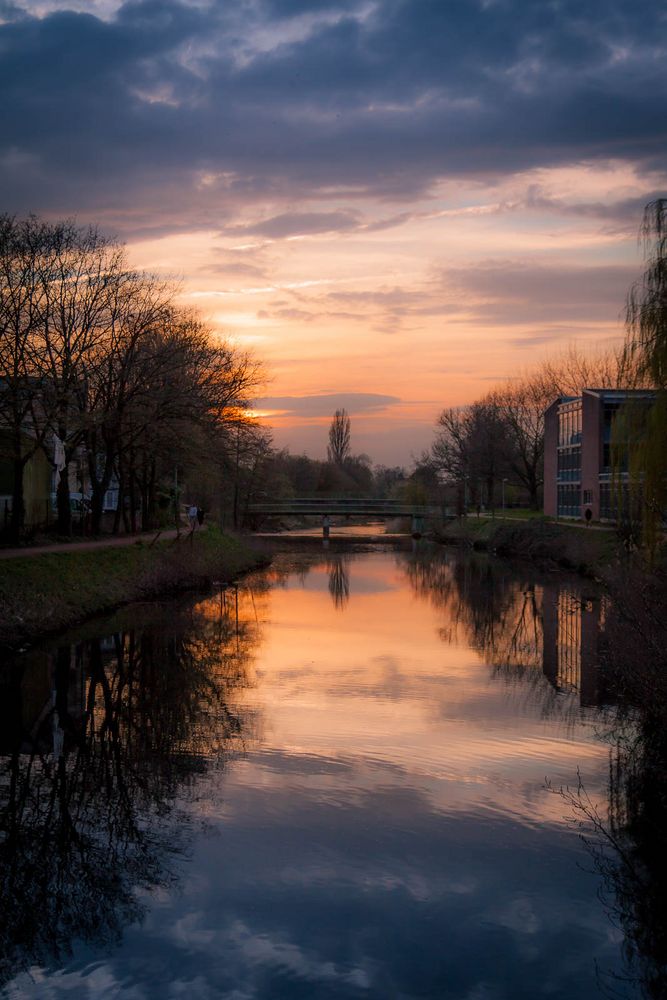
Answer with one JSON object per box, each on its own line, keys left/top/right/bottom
{"left": 622, "top": 200, "right": 667, "bottom": 554}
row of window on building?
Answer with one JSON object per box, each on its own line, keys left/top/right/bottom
{"left": 548, "top": 389, "right": 657, "bottom": 522}
{"left": 557, "top": 401, "right": 582, "bottom": 448}
{"left": 556, "top": 447, "right": 581, "bottom": 483}
{"left": 558, "top": 483, "right": 630, "bottom": 521}
{"left": 556, "top": 484, "right": 581, "bottom": 519}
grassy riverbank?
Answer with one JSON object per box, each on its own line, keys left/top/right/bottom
{"left": 434, "top": 516, "right": 622, "bottom": 576}
{"left": 0, "top": 527, "right": 266, "bottom": 648}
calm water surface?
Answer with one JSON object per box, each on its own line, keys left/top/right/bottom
{"left": 0, "top": 546, "right": 640, "bottom": 998}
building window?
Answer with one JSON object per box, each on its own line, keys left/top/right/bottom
{"left": 583, "top": 489, "right": 592, "bottom": 505}
{"left": 557, "top": 484, "right": 581, "bottom": 518}
{"left": 557, "top": 447, "right": 582, "bottom": 482}
{"left": 558, "top": 402, "right": 582, "bottom": 447}
{"left": 556, "top": 403, "right": 583, "bottom": 503}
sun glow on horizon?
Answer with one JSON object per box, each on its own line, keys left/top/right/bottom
{"left": 124, "top": 163, "right": 663, "bottom": 465}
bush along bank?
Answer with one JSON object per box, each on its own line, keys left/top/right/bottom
{"left": 0, "top": 527, "right": 268, "bottom": 649}
{"left": 433, "top": 516, "right": 622, "bottom": 577}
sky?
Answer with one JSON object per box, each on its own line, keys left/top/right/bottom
{"left": 1, "top": 0, "right": 666, "bottom": 464}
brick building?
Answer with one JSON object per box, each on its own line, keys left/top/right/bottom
{"left": 544, "top": 388, "right": 656, "bottom": 522}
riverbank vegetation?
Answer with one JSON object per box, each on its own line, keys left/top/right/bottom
{"left": 434, "top": 515, "right": 622, "bottom": 576}
{"left": 0, "top": 526, "right": 265, "bottom": 648}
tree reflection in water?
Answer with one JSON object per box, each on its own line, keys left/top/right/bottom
{"left": 587, "top": 575, "right": 667, "bottom": 1000}
{"left": 563, "top": 717, "right": 667, "bottom": 1000}
{"left": 402, "top": 546, "right": 667, "bottom": 999}
{"left": 400, "top": 547, "right": 600, "bottom": 719}
{"left": 0, "top": 594, "right": 259, "bottom": 989}
{"left": 402, "top": 548, "right": 539, "bottom": 658}
{"left": 327, "top": 555, "right": 351, "bottom": 609}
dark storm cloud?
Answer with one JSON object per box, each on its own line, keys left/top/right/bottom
{"left": 0, "top": 0, "right": 666, "bottom": 233}
{"left": 0, "top": 0, "right": 25, "bottom": 19}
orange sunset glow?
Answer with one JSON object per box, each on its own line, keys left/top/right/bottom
{"left": 128, "top": 160, "right": 660, "bottom": 463}
{"left": 207, "top": 552, "right": 609, "bottom": 833}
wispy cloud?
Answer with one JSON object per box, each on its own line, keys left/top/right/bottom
{"left": 254, "top": 392, "right": 402, "bottom": 418}
{"left": 442, "top": 259, "right": 636, "bottom": 326}
{"left": 228, "top": 210, "right": 361, "bottom": 239}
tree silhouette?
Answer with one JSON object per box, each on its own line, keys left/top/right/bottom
{"left": 327, "top": 408, "right": 351, "bottom": 467}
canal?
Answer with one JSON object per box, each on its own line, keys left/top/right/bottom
{"left": 0, "top": 545, "right": 645, "bottom": 998}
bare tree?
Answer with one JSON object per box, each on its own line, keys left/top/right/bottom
{"left": 115, "top": 313, "right": 262, "bottom": 532}
{"left": 327, "top": 407, "right": 351, "bottom": 466}
{"left": 83, "top": 270, "right": 173, "bottom": 533}
{"left": 33, "top": 225, "right": 125, "bottom": 534}
{"left": 0, "top": 216, "right": 75, "bottom": 538}
{"left": 432, "top": 403, "right": 506, "bottom": 512}
{"left": 531, "top": 343, "right": 635, "bottom": 399}
{"left": 488, "top": 376, "right": 550, "bottom": 509}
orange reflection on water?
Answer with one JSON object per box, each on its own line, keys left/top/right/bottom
{"left": 207, "top": 550, "right": 610, "bottom": 829}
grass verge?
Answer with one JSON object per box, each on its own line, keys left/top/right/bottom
{"left": 0, "top": 527, "right": 267, "bottom": 649}
{"left": 434, "top": 516, "right": 621, "bottom": 576}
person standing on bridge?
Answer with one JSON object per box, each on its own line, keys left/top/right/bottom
{"left": 322, "top": 514, "right": 331, "bottom": 539}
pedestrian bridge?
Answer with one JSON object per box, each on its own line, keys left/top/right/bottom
{"left": 247, "top": 498, "right": 444, "bottom": 518}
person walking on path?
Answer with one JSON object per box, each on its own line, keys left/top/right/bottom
{"left": 188, "top": 504, "right": 198, "bottom": 530}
